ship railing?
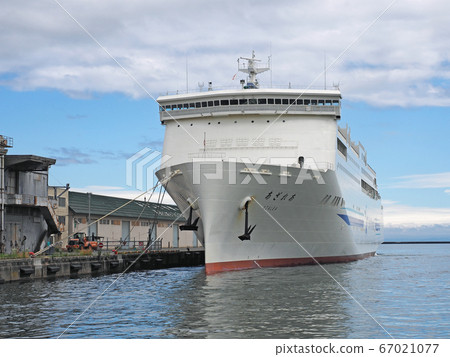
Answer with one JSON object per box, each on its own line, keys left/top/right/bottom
{"left": 160, "top": 84, "right": 340, "bottom": 96}
{"left": 182, "top": 157, "right": 334, "bottom": 172}
{"left": 89, "top": 239, "right": 198, "bottom": 251}
{"left": 337, "top": 125, "right": 348, "bottom": 141}
{"left": 315, "top": 162, "right": 334, "bottom": 172}
{"left": 367, "top": 164, "right": 376, "bottom": 176}
{"left": 161, "top": 104, "right": 340, "bottom": 119}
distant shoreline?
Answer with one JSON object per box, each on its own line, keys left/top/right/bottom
{"left": 382, "top": 241, "right": 450, "bottom": 244}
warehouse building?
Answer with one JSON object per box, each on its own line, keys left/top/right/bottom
{"left": 61, "top": 191, "right": 198, "bottom": 250}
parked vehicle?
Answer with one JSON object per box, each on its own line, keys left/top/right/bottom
{"left": 66, "top": 232, "right": 103, "bottom": 252}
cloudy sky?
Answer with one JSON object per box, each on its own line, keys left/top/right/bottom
{"left": 1, "top": 0, "right": 450, "bottom": 239}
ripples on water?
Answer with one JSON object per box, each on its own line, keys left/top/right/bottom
{"left": 0, "top": 244, "right": 449, "bottom": 339}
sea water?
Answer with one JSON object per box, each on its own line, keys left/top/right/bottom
{"left": 0, "top": 244, "right": 448, "bottom": 339}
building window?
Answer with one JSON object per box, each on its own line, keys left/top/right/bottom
{"left": 58, "top": 197, "right": 66, "bottom": 207}
{"left": 58, "top": 216, "right": 66, "bottom": 225}
{"left": 100, "top": 219, "right": 110, "bottom": 225}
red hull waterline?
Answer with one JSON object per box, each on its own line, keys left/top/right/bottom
{"left": 205, "top": 251, "right": 376, "bottom": 275}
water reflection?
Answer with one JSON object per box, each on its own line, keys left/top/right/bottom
{"left": 163, "top": 265, "right": 353, "bottom": 338}
{"left": 0, "top": 244, "right": 448, "bottom": 338}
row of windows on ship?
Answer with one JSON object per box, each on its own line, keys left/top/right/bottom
{"left": 160, "top": 97, "right": 340, "bottom": 111}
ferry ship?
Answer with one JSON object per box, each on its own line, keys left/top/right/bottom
{"left": 156, "top": 52, "right": 383, "bottom": 274}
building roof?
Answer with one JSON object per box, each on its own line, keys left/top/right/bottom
{"left": 5, "top": 155, "right": 56, "bottom": 171}
{"left": 69, "top": 191, "right": 185, "bottom": 222}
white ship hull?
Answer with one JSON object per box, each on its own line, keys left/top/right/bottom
{"left": 155, "top": 53, "right": 383, "bottom": 274}
{"left": 157, "top": 160, "right": 383, "bottom": 274}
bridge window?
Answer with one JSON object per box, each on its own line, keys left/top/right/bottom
{"left": 161, "top": 95, "right": 340, "bottom": 114}
{"left": 337, "top": 138, "right": 347, "bottom": 158}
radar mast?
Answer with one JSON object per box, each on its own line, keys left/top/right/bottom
{"left": 238, "top": 51, "right": 270, "bottom": 89}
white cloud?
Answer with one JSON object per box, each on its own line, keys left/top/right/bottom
{"left": 388, "top": 172, "right": 450, "bottom": 189}
{"left": 383, "top": 201, "right": 450, "bottom": 228}
{"left": 1, "top": 0, "right": 450, "bottom": 106}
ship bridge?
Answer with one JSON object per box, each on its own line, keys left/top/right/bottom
{"left": 157, "top": 88, "right": 341, "bottom": 122}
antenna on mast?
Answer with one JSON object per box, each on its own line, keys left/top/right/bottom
{"left": 324, "top": 52, "right": 327, "bottom": 90}
{"left": 237, "top": 50, "right": 270, "bottom": 89}
{"left": 269, "top": 42, "right": 273, "bottom": 88}
{"left": 186, "top": 56, "right": 189, "bottom": 93}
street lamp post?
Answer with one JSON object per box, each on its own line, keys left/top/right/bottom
{"left": 0, "top": 135, "right": 13, "bottom": 250}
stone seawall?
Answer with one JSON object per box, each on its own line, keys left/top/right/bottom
{"left": 0, "top": 249, "right": 205, "bottom": 284}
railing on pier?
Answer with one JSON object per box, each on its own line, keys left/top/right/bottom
{"left": 99, "top": 239, "right": 163, "bottom": 251}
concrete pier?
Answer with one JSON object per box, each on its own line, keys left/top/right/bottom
{"left": 0, "top": 248, "right": 204, "bottom": 284}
